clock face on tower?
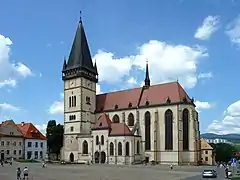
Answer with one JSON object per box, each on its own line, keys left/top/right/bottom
{"left": 70, "top": 80, "right": 75, "bottom": 87}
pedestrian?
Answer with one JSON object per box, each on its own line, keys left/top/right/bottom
{"left": 23, "top": 167, "right": 29, "bottom": 180}
{"left": 1, "top": 160, "right": 3, "bottom": 167}
{"left": 170, "top": 164, "right": 173, "bottom": 170}
{"left": 17, "top": 167, "right": 21, "bottom": 180}
{"left": 225, "top": 167, "right": 229, "bottom": 179}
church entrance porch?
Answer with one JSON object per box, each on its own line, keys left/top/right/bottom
{"left": 94, "top": 151, "right": 100, "bottom": 163}
{"left": 100, "top": 151, "right": 106, "bottom": 164}
{"left": 69, "top": 153, "right": 74, "bottom": 162}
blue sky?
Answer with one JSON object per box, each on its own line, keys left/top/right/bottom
{"left": 0, "top": 0, "right": 240, "bottom": 134}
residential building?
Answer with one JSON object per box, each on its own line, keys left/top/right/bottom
{"left": 60, "top": 17, "right": 201, "bottom": 165}
{"left": 17, "top": 122, "right": 47, "bottom": 160}
{"left": 201, "top": 138, "right": 215, "bottom": 165}
{"left": 0, "top": 120, "right": 24, "bottom": 160}
{"left": 205, "top": 138, "right": 233, "bottom": 145}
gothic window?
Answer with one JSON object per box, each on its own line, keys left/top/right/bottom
{"left": 82, "top": 140, "right": 88, "bottom": 154}
{"left": 73, "top": 96, "right": 76, "bottom": 107}
{"left": 70, "top": 126, "right": 74, "bottom": 132}
{"left": 69, "top": 115, "right": 76, "bottom": 120}
{"left": 183, "top": 109, "right": 189, "bottom": 150}
{"left": 110, "top": 142, "right": 114, "bottom": 156}
{"left": 86, "top": 96, "right": 91, "bottom": 105}
{"left": 118, "top": 142, "right": 122, "bottom": 156}
{"left": 145, "top": 111, "right": 151, "bottom": 150}
{"left": 165, "top": 109, "right": 173, "bottom": 150}
{"left": 96, "top": 136, "right": 99, "bottom": 145}
{"left": 112, "top": 114, "right": 120, "bottom": 123}
{"left": 69, "top": 97, "right": 71, "bottom": 107}
{"left": 136, "top": 140, "right": 140, "bottom": 154}
{"left": 125, "top": 142, "right": 130, "bottom": 156}
{"left": 101, "top": 135, "right": 104, "bottom": 145}
{"left": 128, "top": 113, "right": 134, "bottom": 126}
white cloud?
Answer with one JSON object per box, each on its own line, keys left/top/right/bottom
{"left": 95, "top": 41, "right": 208, "bottom": 89}
{"left": 198, "top": 72, "right": 213, "bottom": 79}
{"left": 207, "top": 100, "right": 240, "bottom": 134}
{"left": 49, "top": 85, "right": 102, "bottom": 115}
{"left": 225, "top": 14, "right": 240, "bottom": 45}
{"left": 126, "top": 77, "right": 137, "bottom": 85}
{"left": 194, "top": 15, "right": 220, "bottom": 40}
{"left": 195, "top": 100, "right": 214, "bottom": 112}
{"left": 0, "top": 34, "right": 33, "bottom": 88}
{"left": 0, "top": 103, "right": 19, "bottom": 111}
{"left": 35, "top": 123, "right": 47, "bottom": 135}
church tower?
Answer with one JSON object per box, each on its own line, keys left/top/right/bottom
{"left": 61, "top": 16, "right": 98, "bottom": 162}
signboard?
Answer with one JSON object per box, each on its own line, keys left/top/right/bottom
{"left": 232, "top": 158, "right": 237, "bottom": 163}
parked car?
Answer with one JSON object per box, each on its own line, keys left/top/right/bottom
{"left": 202, "top": 169, "right": 217, "bottom": 178}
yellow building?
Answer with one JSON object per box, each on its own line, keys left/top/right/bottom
{"left": 201, "top": 138, "right": 215, "bottom": 165}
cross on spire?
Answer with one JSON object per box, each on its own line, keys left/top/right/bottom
{"left": 79, "top": 11, "right": 82, "bottom": 23}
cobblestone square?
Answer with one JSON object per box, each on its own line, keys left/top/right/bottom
{"left": 0, "top": 162, "right": 210, "bottom": 180}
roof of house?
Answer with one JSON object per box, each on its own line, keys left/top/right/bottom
{"left": 201, "top": 138, "right": 213, "bottom": 150}
{"left": 92, "top": 113, "right": 133, "bottom": 136}
{"left": 17, "top": 123, "right": 47, "bottom": 140}
{"left": 0, "top": 120, "right": 23, "bottom": 137}
{"left": 96, "top": 81, "right": 192, "bottom": 112}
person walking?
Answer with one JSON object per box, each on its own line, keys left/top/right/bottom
{"left": 23, "top": 167, "right": 29, "bottom": 180}
{"left": 225, "top": 167, "right": 229, "bottom": 179}
{"left": 16, "top": 167, "right": 21, "bottom": 180}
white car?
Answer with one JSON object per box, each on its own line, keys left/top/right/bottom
{"left": 202, "top": 169, "right": 217, "bottom": 178}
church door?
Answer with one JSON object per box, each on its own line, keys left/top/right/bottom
{"left": 69, "top": 153, "right": 74, "bottom": 162}
{"left": 100, "top": 151, "right": 106, "bottom": 164}
{"left": 94, "top": 151, "right": 100, "bottom": 163}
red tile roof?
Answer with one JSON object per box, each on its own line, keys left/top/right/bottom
{"left": 92, "top": 113, "right": 133, "bottom": 136}
{"left": 96, "top": 82, "right": 192, "bottom": 112}
{"left": 17, "top": 123, "right": 47, "bottom": 140}
{"left": 92, "top": 113, "right": 112, "bottom": 130}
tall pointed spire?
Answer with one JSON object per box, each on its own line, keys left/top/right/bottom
{"left": 144, "top": 60, "right": 150, "bottom": 87}
{"left": 63, "top": 12, "right": 97, "bottom": 80}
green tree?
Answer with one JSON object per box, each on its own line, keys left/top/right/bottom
{"left": 46, "top": 120, "right": 64, "bottom": 160}
{"left": 213, "top": 143, "right": 237, "bottom": 163}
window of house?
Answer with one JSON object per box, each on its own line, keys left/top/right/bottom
{"left": 27, "top": 151, "right": 32, "bottom": 159}
{"left": 125, "top": 142, "right": 130, "bottom": 156}
{"left": 19, "top": 142, "right": 21, "bottom": 146}
{"left": 86, "top": 96, "right": 91, "bottom": 104}
{"left": 35, "top": 142, "right": 38, "bottom": 148}
{"left": 40, "top": 142, "right": 43, "bottom": 148}
{"left": 10, "top": 132, "right": 14, "bottom": 135}
{"left": 70, "top": 127, "right": 74, "bottom": 132}
{"left": 110, "top": 142, "right": 114, "bottom": 156}
{"left": 13, "top": 142, "right": 16, "bottom": 146}
{"left": 96, "top": 136, "right": 99, "bottom": 145}
{"left": 205, "top": 150, "right": 208, "bottom": 154}
{"left": 19, "top": 150, "right": 21, "bottom": 155}
{"left": 82, "top": 141, "right": 88, "bottom": 154}
{"left": 118, "top": 142, "right": 122, "bottom": 156}
{"left": 13, "top": 150, "right": 16, "bottom": 155}
{"left": 28, "top": 142, "right": 32, "bottom": 147}
{"left": 101, "top": 135, "right": 104, "bottom": 145}
{"left": 205, "top": 157, "right": 208, "bottom": 162}
{"left": 7, "top": 141, "right": 10, "bottom": 146}
{"left": 35, "top": 151, "right": 38, "bottom": 159}
{"left": 40, "top": 151, "right": 43, "bottom": 159}
{"left": 1, "top": 141, "right": 4, "bottom": 146}
{"left": 6, "top": 150, "right": 9, "bottom": 155}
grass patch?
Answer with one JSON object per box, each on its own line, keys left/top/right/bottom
{"left": 15, "top": 159, "right": 39, "bottom": 163}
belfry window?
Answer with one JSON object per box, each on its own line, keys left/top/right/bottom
{"left": 69, "top": 96, "right": 76, "bottom": 107}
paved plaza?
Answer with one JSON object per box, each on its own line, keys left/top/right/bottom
{"left": 0, "top": 162, "right": 227, "bottom": 180}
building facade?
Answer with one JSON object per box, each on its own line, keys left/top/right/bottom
{"left": 200, "top": 138, "right": 215, "bottom": 165}
{"left": 61, "top": 17, "right": 201, "bottom": 165}
{"left": 17, "top": 122, "right": 47, "bottom": 160}
{"left": 0, "top": 120, "right": 24, "bottom": 160}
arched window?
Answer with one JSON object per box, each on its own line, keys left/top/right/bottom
{"left": 101, "top": 135, "right": 104, "bottom": 145}
{"left": 69, "top": 97, "right": 71, "bottom": 107}
{"left": 118, "top": 142, "right": 122, "bottom": 156}
{"left": 96, "top": 136, "right": 99, "bottom": 145}
{"left": 165, "top": 109, "right": 173, "bottom": 150}
{"left": 112, "top": 114, "right": 120, "bottom": 123}
{"left": 183, "top": 109, "right": 189, "bottom": 150}
{"left": 136, "top": 140, "right": 140, "bottom": 154}
{"left": 125, "top": 142, "right": 130, "bottom": 156}
{"left": 73, "top": 96, "right": 76, "bottom": 107}
{"left": 145, "top": 111, "right": 151, "bottom": 150}
{"left": 82, "top": 140, "right": 88, "bottom": 154}
{"left": 128, "top": 113, "right": 135, "bottom": 126}
{"left": 110, "top": 142, "right": 114, "bottom": 156}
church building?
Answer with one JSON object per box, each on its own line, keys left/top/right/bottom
{"left": 61, "top": 17, "right": 201, "bottom": 165}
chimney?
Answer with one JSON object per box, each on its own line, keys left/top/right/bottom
{"left": 21, "top": 122, "right": 24, "bottom": 126}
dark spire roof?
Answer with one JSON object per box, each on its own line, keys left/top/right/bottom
{"left": 144, "top": 61, "right": 150, "bottom": 86}
{"left": 62, "top": 57, "right": 67, "bottom": 71}
{"left": 64, "top": 16, "right": 97, "bottom": 75}
{"left": 94, "top": 60, "right": 98, "bottom": 75}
